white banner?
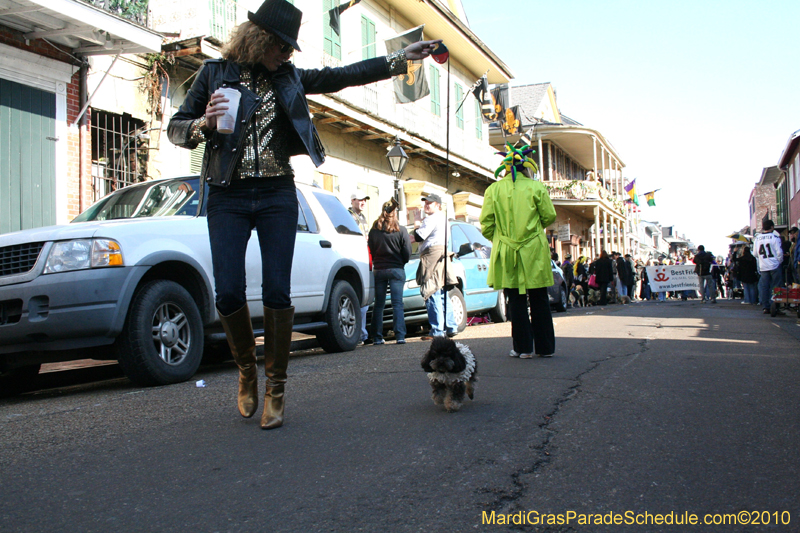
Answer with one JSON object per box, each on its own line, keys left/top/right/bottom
{"left": 646, "top": 265, "right": 700, "bottom": 292}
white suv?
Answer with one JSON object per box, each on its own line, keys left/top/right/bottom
{"left": 0, "top": 177, "right": 372, "bottom": 394}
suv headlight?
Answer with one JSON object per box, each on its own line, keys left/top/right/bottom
{"left": 43, "top": 239, "right": 124, "bottom": 273}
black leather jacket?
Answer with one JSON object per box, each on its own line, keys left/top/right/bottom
{"left": 168, "top": 57, "right": 394, "bottom": 187}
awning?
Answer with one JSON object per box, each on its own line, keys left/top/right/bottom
{"left": 0, "top": 0, "right": 162, "bottom": 55}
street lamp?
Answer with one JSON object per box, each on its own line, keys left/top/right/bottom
{"left": 386, "top": 136, "right": 408, "bottom": 179}
{"left": 386, "top": 136, "right": 409, "bottom": 207}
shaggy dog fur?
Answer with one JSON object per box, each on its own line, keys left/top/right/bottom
{"left": 420, "top": 336, "right": 478, "bottom": 412}
{"left": 617, "top": 294, "right": 632, "bottom": 304}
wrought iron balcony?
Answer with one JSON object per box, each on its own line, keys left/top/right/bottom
{"left": 80, "top": 0, "right": 148, "bottom": 26}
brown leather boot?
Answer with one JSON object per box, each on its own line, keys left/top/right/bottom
{"left": 261, "top": 306, "right": 294, "bottom": 430}
{"left": 218, "top": 305, "right": 258, "bottom": 418}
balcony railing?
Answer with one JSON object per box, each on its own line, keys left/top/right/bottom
{"left": 81, "top": 0, "right": 148, "bottom": 26}
{"left": 544, "top": 179, "right": 625, "bottom": 214}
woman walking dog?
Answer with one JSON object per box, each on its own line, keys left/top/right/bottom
{"left": 168, "top": 0, "right": 441, "bottom": 429}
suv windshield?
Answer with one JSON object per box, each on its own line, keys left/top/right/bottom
{"left": 72, "top": 178, "right": 201, "bottom": 222}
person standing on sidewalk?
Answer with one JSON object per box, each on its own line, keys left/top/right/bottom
{"left": 693, "top": 245, "right": 716, "bottom": 303}
{"left": 413, "top": 193, "right": 459, "bottom": 338}
{"left": 349, "top": 189, "right": 371, "bottom": 344}
{"left": 737, "top": 246, "right": 759, "bottom": 305}
{"left": 480, "top": 153, "right": 557, "bottom": 358}
{"left": 754, "top": 219, "right": 785, "bottom": 314}
{"left": 167, "top": 0, "right": 441, "bottom": 429}
{"left": 368, "top": 199, "right": 411, "bottom": 345}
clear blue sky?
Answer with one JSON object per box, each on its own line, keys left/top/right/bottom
{"left": 460, "top": 0, "right": 800, "bottom": 256}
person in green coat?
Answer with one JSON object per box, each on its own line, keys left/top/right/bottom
{"left": 480, "top": 146, "right": 557, "bottom": 358}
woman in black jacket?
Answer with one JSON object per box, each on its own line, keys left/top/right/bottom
{"left": 737, "top": 246, "right": 759, "bottom": 304}
{"left": 592, "top": 250, "right": 614, "bottom": 305}
{"left": 368, "top": 200, "right": 412, "bottom": 345}
{"left": 166, "top": 0, "right": 440, "bottom": 430}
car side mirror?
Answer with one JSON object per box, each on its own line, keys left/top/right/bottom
{"left": 457, "top": 242, "right": 474, "bottom": 257}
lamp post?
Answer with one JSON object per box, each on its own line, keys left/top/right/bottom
{"left": 386, "top": 136, "right": 408, "bottom": 205}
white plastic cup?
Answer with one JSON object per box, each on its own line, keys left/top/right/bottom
{"left": 214, "top": 87, "right": 241, "bottom": 134}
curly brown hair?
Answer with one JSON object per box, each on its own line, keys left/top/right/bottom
{"left": 222, "top": 22, "right": 279, "bottom": 67}
{"left": 372, "top": 208, "right": 400, "bottom": 233}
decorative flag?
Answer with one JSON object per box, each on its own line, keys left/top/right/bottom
{"left": 385, "top": 25, "right": 429, "bottom": 103}
{"left": 471, "top": 76, "right": 496, "bottom": 122}
{"left": 431, "top": 42, "right": 449, "bottom": 64}
{"left": 328, "top": 0, "right": 362, "bottom": 37}
{"left": 500, "top": 105, "right": 521, "bottom": 136}
{"left": 490, "top": 86, "right": 508, "bottom": 126}
{"left": 624, "top": 179, "right": 639, "bottom": 206}
{"left": 645, "top": 191, "right": 656, "bottom": 206}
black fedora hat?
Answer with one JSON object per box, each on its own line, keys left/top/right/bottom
{"left": 248, "top": 0, "right": 303, "bottom": 52}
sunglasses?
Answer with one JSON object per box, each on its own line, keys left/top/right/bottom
{"left": 277, "top": 40, "right": 294, "bottom": 54}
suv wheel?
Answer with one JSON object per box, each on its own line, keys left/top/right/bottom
{"left": 0, "top": 364, "right": 40, "bottom": 398}
{"left": 488, "top": 291, "right": 508, "bottom": 323}
{"left": 115, "top": 280, "right": 204, "bottom": 386}
{"left": 554, "top": 285, "right": 568, "bottom": 313}
{"left": 316, "top": 280, "right": 360, "bottom": 353}
{"left": 449, "top": 287, "right": 468, "bottom": 332}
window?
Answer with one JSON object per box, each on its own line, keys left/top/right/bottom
{"left": 430, "top": 66, "right": 440, "bottom": 116}
{"left": 361, "top": 16, "right": 376, "bottom": 60}
{"left": 209, "top": 0, "right": 237, "bottom": 42}
{"left": 474, "top": 99, "right": 482, "bottom": 139}
{"left": 313, "top": 191, "right": 362, "bottom": 235}
{"left": 90, "top": 110, "right": 147, "bottom": 203}
{"left": 455, "top": 84, "right": 464, "bottom": 129}
{"left": 323, "top": 0, "right": 341, "bottom": 60}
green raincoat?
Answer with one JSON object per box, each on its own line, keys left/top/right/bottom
{"left": 480, "top": 174, "right": 557, "bottom": 291}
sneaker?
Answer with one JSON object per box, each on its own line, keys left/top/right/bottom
{"left": 373, "top": 338, "right": 385, "bottom": 345}
{"left": 446, "top": 330, "right": 458, "bottom": 338}
{"left": 763, "top": 308, "right": 770, "bottom": 314}
{"left": 539, "top": 353, "right": 554, "bottom": 358}
{"left": 741, "top": 301, "right": 748, "bottom": 305}
{"left": 519, "top": 352, "right": 534, "bottom": 359}
{"left": 363, "top": 338, "right": 374, "bottom": 345}
{"left": 396, "top": 339, "right": 406, "bottom": 344}
{"left": 509, "top": 349, "right": 520, "bottom": 357}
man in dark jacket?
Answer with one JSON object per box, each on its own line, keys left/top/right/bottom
{"left": 693, "top": 245, "right": 716, "bottom": 303}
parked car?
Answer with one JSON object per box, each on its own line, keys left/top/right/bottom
{"left": 369, "top": 220, "right": 507, "bottom": 335}
{"left": 0, "top": 177, "right": 372, "bottom": 395}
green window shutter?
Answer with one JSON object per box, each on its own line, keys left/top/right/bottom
{"left": 361, "top": 16, "right": 376, "bottom": 60}
{"left": 323, "top": 0, "right": 342, "bottom": 60}
{"left": 474, "top": 99, "right": 483, "bottom": 139}
{"left": 190, "top": 142, "right": 206, "bottom": 174}
{"left": 455, "top": 84, "right": 464, "bottom": 129}
{"left": 430, "top": 66, "right": 440, "bottom": 116}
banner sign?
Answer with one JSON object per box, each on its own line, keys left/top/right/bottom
{"left": 646, "top": 265, "right": 700, "bottom": 292}
{"left": 558, "top": 223, "right": 571, "bottom": 242}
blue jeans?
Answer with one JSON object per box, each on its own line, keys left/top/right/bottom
{"left": 743, "top": 282, "right": 758, "bottom": 304}
{"left": 758, "top": 268, "right": 783, "bottom": 309}
{"left": 370, "top": 268, "right": 406, "bottom": 341}
{"left": 425, "top": 288, "right": 457, "bottom": 336}
{"left": 206, "top": 182, "right": 298, "bottom": 315}
{"left": 699, "top": 275, "right": 715, "bottom": 301}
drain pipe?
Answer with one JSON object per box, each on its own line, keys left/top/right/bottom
{"left": 78, "top": 59, "right": 89, "bottom": 214}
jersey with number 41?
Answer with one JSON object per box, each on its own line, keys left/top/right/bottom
{"left": 753, "top": 230, "right": 783, "bottom": 272}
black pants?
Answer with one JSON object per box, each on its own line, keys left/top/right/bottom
{"left": 598, "top": 282, "right": 609, "bottom": 305}
{"left": 505, "top": 287, "right": 555, "bottom": 356}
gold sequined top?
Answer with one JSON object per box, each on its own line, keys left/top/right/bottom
{"left": 234, "top": 66, "right": 295, "bottom": 179}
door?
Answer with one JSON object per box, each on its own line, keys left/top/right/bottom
{"left": 0, "top": 78, "right": 56, "bottom": 234}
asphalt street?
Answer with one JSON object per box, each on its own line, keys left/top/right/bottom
{"left": 0, "top": 299, "right": 798, "bottom": 533}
